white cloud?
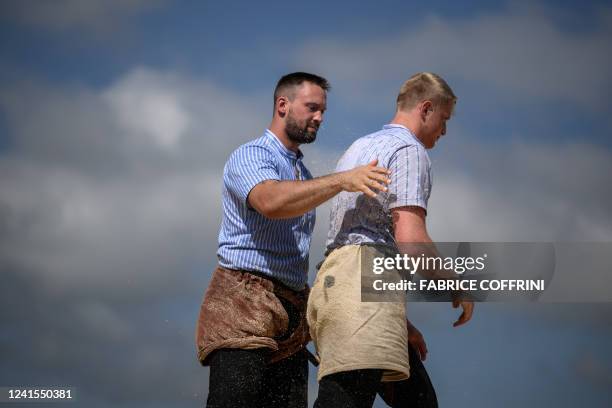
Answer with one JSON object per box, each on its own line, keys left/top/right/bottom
{"left": 0, "top": 67, "right": 268, "bottom": 298}
{"left": 104, "top": 71, "right": 191, "bottom": 150}
{"left": 428, "top": 136, "right": 612, "bottom": 242}
{"left": 0, "top": 68, "right": 267, "bottom": 175}
{"left": 0, "top": 157, "right": 221, "bottom": 297}
{"left": 295, "top": 3, "right": 612, "bottom": 110}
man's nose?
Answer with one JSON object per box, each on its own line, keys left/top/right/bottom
{"left": 313, "top": 111, "right": 323, "bottom": 124}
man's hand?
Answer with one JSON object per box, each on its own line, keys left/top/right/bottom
{"left": 406, "top": 319, "right": 428, "bottom": 361}
{"left": 452, "top": 299, "right": 474, "bottom": 327}
{"left": 339, "top": 159, "right": 391, "bottom": 198}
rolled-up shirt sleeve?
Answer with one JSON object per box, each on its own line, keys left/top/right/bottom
{"left": 387, "top": 145, "right": 432, "bottom": 211}
{"left": 224, "top": 145, "right": 281, "bottom": 204}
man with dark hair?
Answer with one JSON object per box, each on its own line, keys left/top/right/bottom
{"left": 196, "top": 72, "right": 391, "bottom": 407}
{"left": 308, "top": 72, "right": 474, "bottom": 407}
{"left": 274, "top": 72, "right": 331, "bottom": 103}
{"left": 272, "top": 72, "right": 331, "bottom": 145}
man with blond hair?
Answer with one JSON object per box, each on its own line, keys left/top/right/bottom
{"left": 308, "top": 72, "right": 474, "bottom": 407}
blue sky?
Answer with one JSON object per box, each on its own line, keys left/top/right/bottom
{"left": 1, "top": 1, "right": 611, "bottom": 407}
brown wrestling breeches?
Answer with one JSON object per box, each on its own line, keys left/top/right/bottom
{"left": 196, "top": 266, "right": 310, "bottom": 365}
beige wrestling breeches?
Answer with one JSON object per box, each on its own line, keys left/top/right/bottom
{"left": 307, "top": 245, "right": 410, "bottom": 382}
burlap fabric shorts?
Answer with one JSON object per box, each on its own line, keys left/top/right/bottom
{"left": 307, "top": 245, "right": 410, "bottom": 382}
{"left": 196, "top": 266, "right": 310, "bottom": 365}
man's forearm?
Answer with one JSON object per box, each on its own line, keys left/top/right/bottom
{"left": 252, "top": 173, "right": 345, "bottom": 219}
{"left": 249, "top": 160, "right": 390, "bottom": 219}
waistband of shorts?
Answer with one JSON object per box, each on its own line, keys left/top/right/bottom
{"left": 217, "top": 266, "right": 307, "bottom": 300}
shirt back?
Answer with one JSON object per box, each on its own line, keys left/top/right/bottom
{"left": 326, "top": 124, "right": 432, "bottom": 251}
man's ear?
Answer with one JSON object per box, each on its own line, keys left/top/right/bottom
{"left": 419, "top": 100, "right": 433, "bottom": 121}
{"left": 276, "top": 96, "right": 289, "bottom": 117}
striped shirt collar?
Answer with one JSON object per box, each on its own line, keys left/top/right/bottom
{"left": 382, "top": 124, "right": 425, "bottom": 148}
{"left": 264, "top": 129, "right": 303, "bottom": 160}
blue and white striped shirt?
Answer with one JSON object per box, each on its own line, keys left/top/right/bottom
{"left": 326, "top": 124, "right": 432, "bottom": 250}
{"left": 217, "top": 129, "right": 315, "bottom": 290}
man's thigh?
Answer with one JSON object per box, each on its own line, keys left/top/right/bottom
{"left": 315, "top": 369, "right": 383, "bottom": 408}
{"left": 206, "top": 348, "right": 308, "bottom": 408}
{"left": 206, "top": 348, "right": 268, "bottom": 408}
{"left": 263, "top": 349, "right": 308, "bottom": 408}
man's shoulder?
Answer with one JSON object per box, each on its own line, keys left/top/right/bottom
{"left": 227, "top": 134, "right": 275, "bottom": 163}
{"left": 346, "top": 127, "right": 421, "bottom": 157}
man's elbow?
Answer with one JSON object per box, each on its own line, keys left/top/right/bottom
{"left": 247, "top": 182, "right": 288, "bottom": 219}
{"left": 249, "top": 196, "right": 284, "bottom": 219}
{"left": 258, "top": 205, "right": 284, "bottom": 219}
{"left": 394, "top": 232, "right": 431, "bottom": 243}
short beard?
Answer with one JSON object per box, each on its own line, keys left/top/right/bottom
{"left": 285, "top": 112, "right": 317, "bottom": 144}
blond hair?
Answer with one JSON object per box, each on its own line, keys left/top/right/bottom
{"left": 396, "top": 72, "right": 456, "bottom": 111}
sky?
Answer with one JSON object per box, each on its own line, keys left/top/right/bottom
{"left": 0, "top": 0, "right": 611, "bottom": 407}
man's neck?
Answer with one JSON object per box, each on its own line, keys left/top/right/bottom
{"left": 269, "top": 121, "right": 300, "bottom": 152}
{"left": 389, "top": 111, "right": 424, "bottom": 144}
